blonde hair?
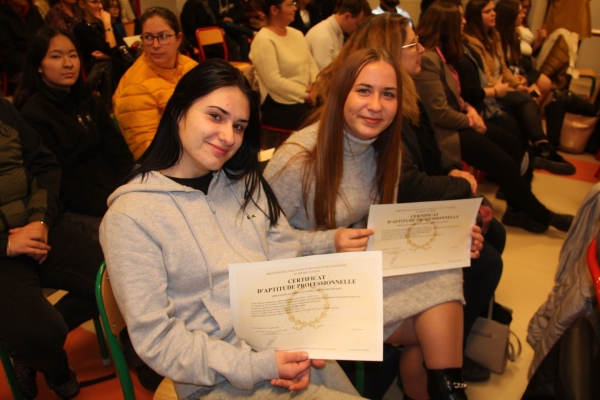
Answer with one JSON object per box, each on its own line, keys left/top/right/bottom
{"left": 312, "top": 13, "right": 419, "bottom": 125}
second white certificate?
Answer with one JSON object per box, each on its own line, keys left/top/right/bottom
{"left": 366, "top": 198, "right": 482, "bottom": 276}
{"left": 229, "top": 252, "right": 383, "bottom": 361}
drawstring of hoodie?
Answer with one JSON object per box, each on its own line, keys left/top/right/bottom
{"left": 167, "top": 192, "right": 214, "bottom": 290}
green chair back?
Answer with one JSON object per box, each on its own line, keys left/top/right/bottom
{"left": 95, "top": 262, "right": 136, "bottom": 400}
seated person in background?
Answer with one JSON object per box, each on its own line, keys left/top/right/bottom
{"left": 0, "top": 0, "right": 44, "bottom": 88}
{"left": 113, "top": 6, "right": 197, "bottom": 160}
{"left": 14, "top": 26, "right": 132, "bottom": 224}
{"left": 101, "top": 59, "right": 363, "bottom": 400}
{"left": 73, "top": 0, "right": 124, "bottom": 103}
{"left": 104, "top": 0, "right": 126, "bottom": 37}
{"left": 305, "top": 0, "right": 370, "bottom": 71}
{"left": 250, "top": 0, "right": 319, "bottom": 131}
{"left": 371, "top": 0, "right": 412, "bottom": 26}
{"left": 180, "top": 0, "right": 243, "bottom": 61}
{"left": 463, "top": 0, "right": 575, "bottom": 176}
{"left": 495, "top": 0, "right": 550, "bottom": 104}
{"left": 289, "top": 0, "right": 321, "bottom": 34}
{"left": 0, "top": 93, "right": 103, "bottom": 400}
{"left": 415, "top": 1, "right": 573, "bottom": 233}
{"left": 209, "top": 0, "right": 255, "bottom": 61}
{"left": 45, "top": 0, "right": 82, "bottom": 32}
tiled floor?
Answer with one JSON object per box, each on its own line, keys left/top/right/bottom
{"left": 384, "top": 152, "right": 599, "bottom": 399}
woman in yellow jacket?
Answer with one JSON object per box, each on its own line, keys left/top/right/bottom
{"left": 113, "top": 6, "right": 197, "bottom": 160}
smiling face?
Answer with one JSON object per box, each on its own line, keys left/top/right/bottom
{"left": 38, "top": 34, "right": 80, "bottom": 91}
{"left": 343, "top": 61, "right": 398, "bottom": 141}
{"left": 142, "top": 15, "right": 182, "bottom": 69}
{"left": 400, "top": 25, "right": 424, "bottom": 77}
{"left": 78, "top": 0, "right": 103, "bottom": 21}
{"left": 166, "top": 86, "right": 249, "bottom": 178}
{"left": 481, "top": 0, "right": 496, "bottom": 30}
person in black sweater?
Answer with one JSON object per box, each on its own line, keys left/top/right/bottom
{"left": 0, "top": 0, "right": 44, "bottom": 90}
{"left": 73, "top": 0, "right": 124, "bottom": 103}
{"left": 14, "top": 26, "right": 132, "bottom": 232}
{"left": 0, "top": 92, "right": 103, "bottom": 399}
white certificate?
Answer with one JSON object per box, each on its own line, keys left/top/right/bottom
{"left": 229, "top": 252, "right": 383, "bottom": 361}
{"left": 366, "top": 198, "right": 482, "bottom": 276}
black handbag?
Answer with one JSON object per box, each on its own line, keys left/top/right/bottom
{"left": 111, "top": 45, "right": 139, "bottom": 83}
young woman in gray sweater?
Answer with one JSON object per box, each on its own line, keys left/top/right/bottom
{"left": 100, "top": 60, "right": 361, "bottom": 400}
{"left": 264, "top": 48, "right": 481, "bottom": 400}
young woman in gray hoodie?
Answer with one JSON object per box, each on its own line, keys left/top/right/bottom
{"left": 99, "top": 60, "right": 362, "bottom": 399}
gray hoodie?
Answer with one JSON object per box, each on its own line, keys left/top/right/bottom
{"left": 100, "top": 170, "right": 301, "bottom": 399}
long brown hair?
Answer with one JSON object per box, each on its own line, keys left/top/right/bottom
{"left": 417, "top": 2, "right": 464, "bottom": 64}
{"left": 311, "top": 13, "right": 419, "bottom": 125}
{"left": 301, "top": 48, "right": 403, "bottom": 230}
{"left": 495, "top": 0, "right": 521, "bottom": 65}
{"left": 464, "top": 0, "right": 497, "bottom": 53}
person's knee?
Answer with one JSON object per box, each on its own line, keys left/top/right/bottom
{"left": 1, "top": 316, "right": 67, "bottom": 361}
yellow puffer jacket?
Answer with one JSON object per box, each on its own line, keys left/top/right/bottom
{"left": 113, "top": 53, "right": 197, "bottom": 160}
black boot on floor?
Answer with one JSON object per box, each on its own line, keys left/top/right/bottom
{"left": 427, "top": 367, "right": 468, "bottom": 400}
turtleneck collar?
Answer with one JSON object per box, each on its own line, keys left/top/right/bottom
{"left": 144, "top": 53, "right": 185, "bottom": 83}
{"left": 343, "top": 130, "right": 377, "bottom": 157}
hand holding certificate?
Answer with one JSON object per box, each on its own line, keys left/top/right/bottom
{"left": 366, "top": 198, "right": 482, "bottom": 276}
{"left": 229, "top": 252, "right": 383, "bottom": 361}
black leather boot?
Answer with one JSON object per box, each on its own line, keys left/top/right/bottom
{"left": 426, "top": 368, "right": 468, "bottom": 400}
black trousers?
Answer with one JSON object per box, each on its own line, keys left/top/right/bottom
{"left": 0, "top": 220, "right": 102, "bottom": 373}
{"left": 498, "top": 90, "right": 547, "bottom": 147}
{"left": 462, "top": 218, "right": 505, "bottom": 343}
{"left": 261, "top": 94, "right": 314, "bottom": 131}
{"left": 459, "top": 126, "right": 551, "bottom": 224}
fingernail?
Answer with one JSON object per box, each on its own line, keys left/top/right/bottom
{"left": 302, "top": 352, "right": 308, "bottom": 359}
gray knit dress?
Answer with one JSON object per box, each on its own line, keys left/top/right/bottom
{"left": 263, "top": 123, "right": 465, "bottom": 339}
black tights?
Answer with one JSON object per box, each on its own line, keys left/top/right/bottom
{"left": 459, "top": 126, "right": 550, "bottom": 224}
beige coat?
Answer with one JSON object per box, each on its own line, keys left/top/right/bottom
{"left": 464, "top": 33, "right": 521, "bottom": 89}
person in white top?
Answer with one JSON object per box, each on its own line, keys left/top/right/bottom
{"left": 250, "top": 0, "right": 319, "bottom": 131}
{"left": 372, "top": 0, "right": 412, "bottom": 26}
{"left": 305, "top": 0, "right": 370, "bottom": 71}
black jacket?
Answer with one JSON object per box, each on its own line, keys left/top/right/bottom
{"left": 397, "top": 101, "right": 471, "bottom": 203}
{"left": 19, "top": 82, "right": 133, "bottom": 217}
{"left": 0, "top": 2, "right": 44, "bottom": 81}
{"left": 0, "top": 94, "right": 62, "bottom": 256}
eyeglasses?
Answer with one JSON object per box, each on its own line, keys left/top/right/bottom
{"left": 278, "top": 1, "right": 297, "bottom": 7}
{"left": 141, "top": 33, "right": 175, "bottom": 45}
{"left": 402, "top": 36, "right": 419, "bottom": 49}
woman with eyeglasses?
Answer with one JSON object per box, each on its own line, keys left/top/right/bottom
{"left": 249, "top": 0, "right": 319, "bottom": 132}
{"left": 415, "top": 2, "right": 573, "bottom": 234}
{"left": 112, "top": 6, "right": 197, "bottom": 160}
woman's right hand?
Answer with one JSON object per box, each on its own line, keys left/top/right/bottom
{"left": 493, "top": 80, "right": 509, "bottom": 98}
{"left": 271, "top": 351, "right": 312, "bottom": 391}
{"left": 334, "top": 228, "right": 374, "bottom": 252}
{"left": 467, "top": 108, "right": 486, "bottom": 134}
{"left": 7, "top": 222, "right": 51, "bottom": 263}
{"left": 100, "top": 10, "right": 112, "bottom": 27}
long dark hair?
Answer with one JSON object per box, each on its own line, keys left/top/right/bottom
{"left": 495, "top": 0, "right": 521, "bottom": 65}
{"left": 13, "top": 25, "right": 83, "bottom": 109}
{"left": 417, "top": 1, "right": 464, "bottom": 64}
{"left": 464, "top": 0, "right": 496, "bottom": 53}
{"left": 302, "top": 48, "right": 403, "bottom": 230}
{"left": 125, "top": 59, "right": 283, "bottom": 226}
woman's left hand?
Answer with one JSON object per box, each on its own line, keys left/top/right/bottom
{"left": 448, "top": 169, "right": 477, "bottom": 194}
{"left": 470, "top": 224, "right": 484, "bottom": 259}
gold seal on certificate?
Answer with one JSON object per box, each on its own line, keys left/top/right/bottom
{"left": 285, "top": 287, "right": 330, "bottom": 330}
{"left": 229, "top": 252, "right": 384, "bottom": 361}
{"left": 367, "top": 198, "right": 482, "bottom": 276}
{"left": 405, "top": 219, "right": 439, "bottom": 251}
